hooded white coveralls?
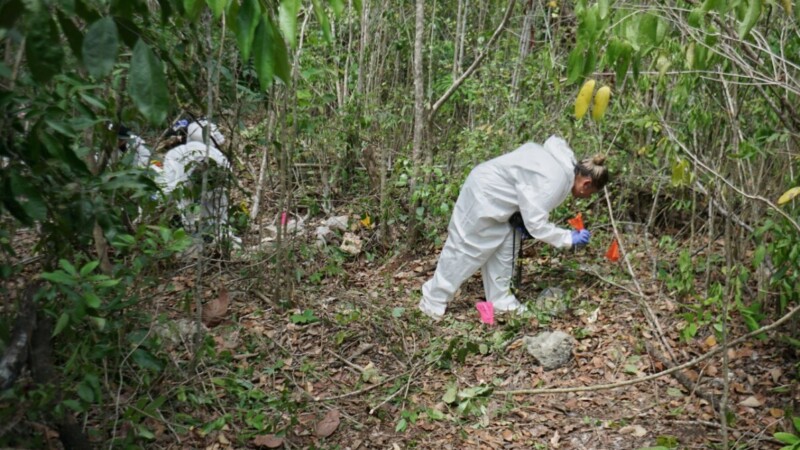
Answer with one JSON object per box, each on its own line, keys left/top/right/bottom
{"left": 156, "top": 122, "right": 231, "bottom": 235}
{"left": 126, "top": 135, "right": 152, "bottom": 168}
{"left": 419, "top": 136, "right": 577, "bottom": 319}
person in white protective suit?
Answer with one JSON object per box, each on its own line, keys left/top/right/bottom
{"left": 157, "top": 120, "right": 234, "bottom": 240}
{"left": 418, "top": 135, "right": 610, "bottom": 320}
{"left": 112, "top": 124, "right": 152, "bottom": 168}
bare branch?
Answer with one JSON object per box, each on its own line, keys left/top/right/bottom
{"left": 428, "top": 0, "right": 516, "bottom": 120}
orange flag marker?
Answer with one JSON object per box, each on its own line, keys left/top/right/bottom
{"left": 568, "top": 212, "right": 585, "bottom": 230}
{"left": 605, "top": 239, "right": 620, "bottom": 262}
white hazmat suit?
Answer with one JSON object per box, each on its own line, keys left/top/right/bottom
{"left": 419, "top": 136, "right": 577, "bottom": 319}
{"left": 156, "top": 122, "right": 231, "bottom": 236}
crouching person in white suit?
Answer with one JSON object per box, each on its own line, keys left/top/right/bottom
{"left": 157, "top": 120, "right": 240, "bottom": 247}
{"left": 418, "top": 136, "right": 610, "bottom": 320}
{"left": 111, "top": 123, "right": 153, "bottom": 169}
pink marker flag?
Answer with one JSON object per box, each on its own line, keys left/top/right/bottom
{"left": 476, "top": 301, "right": 495, "bottom": 325}
{"left": 280, "top": 211, "right": 288, "bottom": 226}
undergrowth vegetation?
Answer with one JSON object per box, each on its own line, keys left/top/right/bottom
{"left": 0, "top": 0, "right": 799, "bottom": 448}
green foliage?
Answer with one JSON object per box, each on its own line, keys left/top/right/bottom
{"left": 395, "top": 409, "right": 418, "bottom": 432}
{"left": 24, "top": 11, "right": 65, "bottom": 84}
{"left": 757, "top": 218, "right": 800, "bottom": 312}
{"left": 279, "top": 0, "right": 301, "bottom": 49}
{"left": 206, "top": 0, "right": 228, "bottom": 19}
{"left": 235, "top": 0, "right": 261, "bottom": 61}
{"left": 774, "top": 416, "right": 800, "bottom": 450}
{"left": 290, "top": 309, "right": 320, "bottom": 324}
{"left": 737, "top": 0, "right": 762, "bottom": 39}
{"left": 129, "top": 39, "right": 169, "bottom": 125}
{"left": 442, "top": 383, "right": 493, "bottom": 417}
{"left": 658, "top": 248, "right": 694, "bottom": 298}
{"left": 253, "top": 15, "right": 291, "bottom": 90}
{"left": 82, "top": 17, "right": 119, "bottom": 79}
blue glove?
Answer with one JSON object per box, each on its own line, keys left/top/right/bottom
{"left": 571, "top": 229, "right": 591, "bottom": 248}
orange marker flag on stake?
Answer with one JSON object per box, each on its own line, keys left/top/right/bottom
{"left": 568, "top": 212, "right": 585, "bottom": 230}
{"left": 605, "top": 239, "right": 620, "bottom": 262}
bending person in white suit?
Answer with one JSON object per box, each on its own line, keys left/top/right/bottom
{"left": 418, "top": 136, "right": 609, "bottom": 320}
{"left": 157, "top": 120, "right": 234, "bottom": 242}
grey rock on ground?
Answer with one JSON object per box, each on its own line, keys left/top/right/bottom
{"left": 522, "top": 331, "right": 575, "bottom": 370}
{"left": 152, "top": 319, "right": 204, "bottom": 350}
{"left": 534, "top": 286, "right": 568, "bottom": 316}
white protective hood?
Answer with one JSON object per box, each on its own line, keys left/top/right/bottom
{"left": 187, "top": 121, "right": 226, "bottom": 146}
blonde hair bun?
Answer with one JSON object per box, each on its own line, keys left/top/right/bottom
{"left": 592, "top": 154, "right": 606, "bottom": 166}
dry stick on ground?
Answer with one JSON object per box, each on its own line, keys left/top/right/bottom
{"left": 602, "top": 187, "right": 677, "bottom": 362}
{"left": 326, "top": 349, "right": 367, "bottom": 375}
{"left": 368, "top": 361, "right": 426, "bottom": 415}
{"left": 310, "top": 371, "right": 409, "bottom": 402}
{"left": 495, "top": 301, "right": 800, "bottom": 396}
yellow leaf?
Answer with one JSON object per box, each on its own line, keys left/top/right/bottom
{"left": 574, "top": 79, "right": 596, "bottom": 120}
{"left": 778, "top": 186, "right": 800, "bottom": 205}
{"left": 591, "top": 86, "right": 611, "bottom": 121}
{"left": 704, "top": 334, "right": 717, "bottom": 348}
{"left": 360, "top": 215, "right": 372, "bottom": 228}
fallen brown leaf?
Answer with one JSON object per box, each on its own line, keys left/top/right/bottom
{"left": 619, "top": 425, "right": 647, "bottom": 437}
{"left": 770, "top": 408, "right": 785, "bottom": 418}
{"left": 550, "top": 430, "right": 560, "bottom": 448}
{"left": 770, "top": 367, "right": 783, "bottom": 383}
{"left": 203, "top": 288, "right": 230, "bottom": 327}
{"left": 740, "top": 396, "right": 762, "bottom": 408}
{"left": 315, "top": 409, "right": 340, "bottom": 438}
{"left": 252, "top": 434, "right": 284, "bottom": 448}
{"left": 530, "top": 425, "right": 548, "bottom": 437}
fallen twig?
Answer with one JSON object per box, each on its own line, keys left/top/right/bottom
{"left": 369, "top": 361, "right": 424, "bottom": 415}
{"left": 603, "top": 187, "right": 677, "bottom": 362}
{"left": 326, "top": 349, "right": 366, "bottom": 373}
{"left": 311, "top": 371, "right": 408, "bottom": 402}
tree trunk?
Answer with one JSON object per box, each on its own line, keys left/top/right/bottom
{"left": 453, "top": 0, "right": 469, "bottom": 80}
{"left": 0, "top": 282, "right": 38, "bottom": 390}
{"left": 356, "top": 0, "right": 370, "bottom": 99}
{"left": 510, "top": 0, "right": 535, "bottom": 108}
{"left": 427, "top": 0, "right": 437, "bottom": 103}
{"left": 409, "top": 0, "right": 426, "bottom": 243}
{"left": 250, "top": 106, "right": 275, "bottom": 221}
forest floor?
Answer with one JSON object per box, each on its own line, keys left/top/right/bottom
{"left": 136, "top": 220, "right": 800, "bottom": 450}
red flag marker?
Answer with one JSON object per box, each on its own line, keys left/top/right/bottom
{"left": 605, "top": 239, "right": 620, "bottom": 262}
{"left": 568, "top": 212, "right": 585, "bottom": 230}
